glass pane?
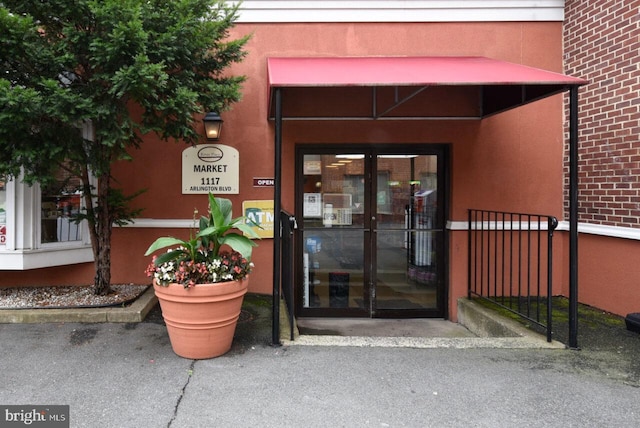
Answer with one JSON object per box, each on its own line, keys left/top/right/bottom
{"left": 0, "top": 178, "right": 6, "bottom": 246}
{"left": 302, "top": 154, "right": 365, "bottom": 229}
{"left": 376, "top": 230, "right": 440, "bottom": 310}
{"left": 377, "top": 155, "right": 438, "bottom": 229}
{"left": 302, "top": 229, "right": 364, "bottom": 309}
{"left": 41, "top": 167, "right": 83, "bottom": 244}
{"left": 299, "top": 150, "right": 443, "bottom": 316}
{"left": 375, "top": 154, "right": 441, "bottom": 312}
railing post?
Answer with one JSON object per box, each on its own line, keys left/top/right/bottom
{"left": 547, "top": 216, "right": 558, "bottom": 342}
{"left": 272, "top": 88, "right": 282, "bottom": 347}
{"left": 467, "top": 209, "right": 472, "bottom": 299}
{"left": 283, "top": 212, "right": 297, "bottom": 341}
{"left": 569, "top": 86, "right": 580, "bottom": 349}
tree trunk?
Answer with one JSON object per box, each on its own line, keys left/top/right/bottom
{"left": 93, "top": 171, "right": 113, "bottom": 296}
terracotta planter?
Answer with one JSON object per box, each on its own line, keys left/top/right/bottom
{"left": 153, "top": 277, "right": 249, "bottom": 359}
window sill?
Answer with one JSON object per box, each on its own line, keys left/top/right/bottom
{"left": 0, "top": 245, "right": 94, "bottom": 270}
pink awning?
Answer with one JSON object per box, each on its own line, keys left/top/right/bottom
{"left": 267, "top": 56, "right": 587, "bottom": 119}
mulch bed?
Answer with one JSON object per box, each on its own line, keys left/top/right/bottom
{"left": 0, "top": 284, "right": 150, "bottom": 309}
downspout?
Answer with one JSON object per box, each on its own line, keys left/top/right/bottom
{"left": 569, "top": 86, "right": 579, "bottom": 349}
{"left": 272, "top": 88, "right": 283, "bottom": 346}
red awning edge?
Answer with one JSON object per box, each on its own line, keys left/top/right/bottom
{"left": 267, "top": 56, "right": 587, "bottom": 120}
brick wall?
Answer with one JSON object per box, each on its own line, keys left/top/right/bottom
{"left": 564, "top": 0, "right": 640, "bottom": 226}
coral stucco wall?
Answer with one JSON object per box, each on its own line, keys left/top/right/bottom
{"left": 560, "top": 233, "right": 640, "bottom": 317}
{"left": 122, "top": 23, "right": 562, "bottom": 310}
{"left": 3, "top": 21, "right": 568, "bottom": 320}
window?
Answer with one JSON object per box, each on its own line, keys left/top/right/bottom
{"left": 40, "top": 167, "right": 84, "bottom": 244}
{"left": 0, "top": 156, "right": 97, "bottom": 271}
{"left": 343, "top": 172, "right": 391, "bottom": 214}
{"left": 0, "top": 175, "right": 93, "bottom": 270}
{"left": 0, "top": 122, "right": 96, "bottom": 269}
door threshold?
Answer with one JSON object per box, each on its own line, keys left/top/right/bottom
{"left": 295, "top": 317, "right": 475, "bottom": 339}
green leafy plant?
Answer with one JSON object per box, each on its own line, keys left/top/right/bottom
{"left": 0, "top": 0, "right": 249, "bottom": 294}
{"left": 145, "top": 194, "right": 260, "bottom": 288}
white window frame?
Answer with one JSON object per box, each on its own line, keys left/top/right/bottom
{"left": 0, "top": 124, "right": 95, "bottom": 270}
{"left": 0, "top": 177, "right": 94, "bottom": 270}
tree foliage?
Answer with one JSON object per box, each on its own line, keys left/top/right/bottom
{"left": 0, "top": 0, "right": 249, "bottom": 294}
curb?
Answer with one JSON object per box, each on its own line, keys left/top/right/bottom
{"left": 0, "top": 287, "right": 158, "bottom": 324}
{"left": 283, "top": 335, "right": 565, "bottom": 349}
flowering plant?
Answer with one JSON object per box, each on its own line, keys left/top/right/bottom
{"left": 145, "top": 250, "right": 254, "bottom": 287}
{"left": 144, "top": 194, "right": 259, "bottom": 288}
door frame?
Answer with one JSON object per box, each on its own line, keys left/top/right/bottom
{"left": 294, "top": 143, "right": 450, "bottom": 319}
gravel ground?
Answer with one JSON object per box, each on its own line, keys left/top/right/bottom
{"left": 509, "top": 300, "right": 640, "bottom": 387}
{"left": 565, "top": 309, "right": 640, "bottom": 386}
{"left": 0, "top": 284, "right": 149, "bottom": 309}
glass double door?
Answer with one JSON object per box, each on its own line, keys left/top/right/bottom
{"left": 297, "top": 146, "right": 446, "bottom": 318}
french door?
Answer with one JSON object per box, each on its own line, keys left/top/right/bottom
{"left": 296, "top": 145, "right": 447, "bottom": 318}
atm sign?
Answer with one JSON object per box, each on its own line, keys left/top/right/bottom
{"left": 242, "top": 200, "right": 274, "bottom": 239}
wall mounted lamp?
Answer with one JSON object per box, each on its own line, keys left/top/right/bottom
{"left": 203, "top": 112, "right": 223, "bottom": 141}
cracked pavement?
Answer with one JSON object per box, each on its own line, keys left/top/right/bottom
{"left": 1, "top": 295, "right": 639, "bottom": 427}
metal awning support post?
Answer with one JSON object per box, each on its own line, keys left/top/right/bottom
{"left": 272, "top": 88, "right": 283, "bottom": 346}
{"left": 569, "top": 86, "right": 579, "bottom": 349}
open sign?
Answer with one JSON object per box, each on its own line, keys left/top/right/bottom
{"left": 253, "top": 178, "right": 274, "bottom": 187}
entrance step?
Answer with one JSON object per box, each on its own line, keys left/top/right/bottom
{"left": 295, "top": 317, "right": 475, "bottom": 338}
{"left": 283, "top": 299, "right": 564, "bottom": 349}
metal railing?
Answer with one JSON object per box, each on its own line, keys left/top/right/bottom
{"left": 468, "top": 209, "right": 558, "bottom": 342}
{"left": 280, "top": 211, "right": 296, "bottom": 341}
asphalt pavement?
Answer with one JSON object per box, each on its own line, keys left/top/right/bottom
{"left": 1, "top": 295, "right": 639, "bottom": 427}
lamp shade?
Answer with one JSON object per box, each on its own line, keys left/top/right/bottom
{"left": 203, "top": 112, "right": 223, "bottom": 140}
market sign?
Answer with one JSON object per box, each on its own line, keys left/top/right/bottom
{"left": 242, "top": 200, "right": 274, "bottom": 239}
{"left": 182, "top": 144, "right": 239, "bottom": 194}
